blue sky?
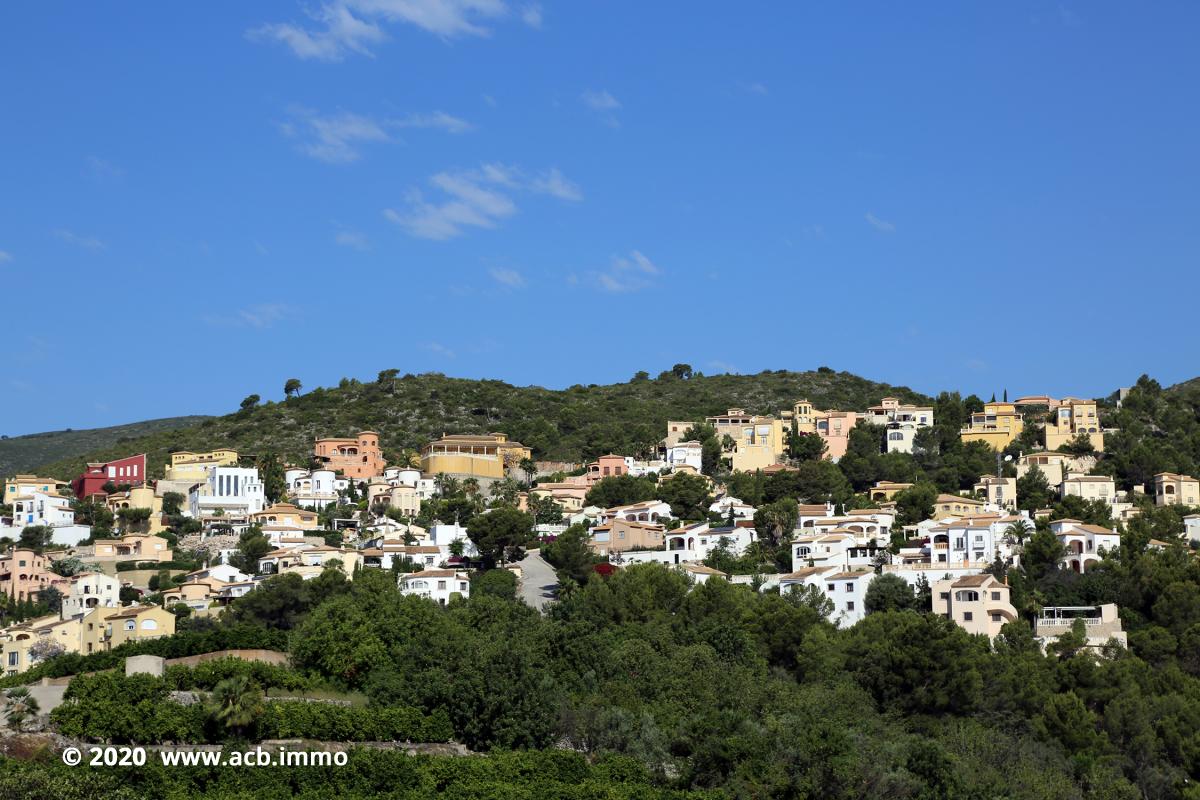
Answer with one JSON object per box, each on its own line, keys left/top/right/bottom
{"left": 3, "top": 2, "right": 1199, "bottom": 434}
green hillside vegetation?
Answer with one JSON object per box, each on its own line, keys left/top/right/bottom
{"left": 28, "top": 367, "right": 929, "bottom": 480}
{"left": 0, "top": 416, "right": 210, "bottom": 478}
{"left": 8, "top": 548, "right": 1200, "bottom": 799}
{"left": 1096, "top": 375, "right": 1200, "bottom": 489}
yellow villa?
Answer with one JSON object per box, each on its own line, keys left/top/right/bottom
{"left": 2, "top": 605, "right": 176, "bottom": 673}
{"left": 90, "top": 533, "right": 174, "bottom": 563}
{"left": 933, "top": 493, "right": 986, "bottom": 520}
{"left": 869, "top": 481, "right": 913, "bottom": 502}
{"left": 705, "top": 408, "right": 785, "bottom": 472}
{"left": 420, "top": 433, "right": 531, "bottom": 480}
{"left": 250, "top": 503, "right": 320, "bottom": 531}
{"left": 4, "top": 475, "right": 69, "bottom": 503}
{"left": 1, "top": 615, "right": 82, "bottom": 675}
{"left": 960, "top": 402, "right": 1024, "bottom": 449}
{"left": 973, "top": 475, "right": 1017, "bottom": 510}
{"left": 81, "top": 605, "right": 175, "bottom": 654}
{"left": 1045, "top": 398, "right": 1104, "bottom": 452}
{"left": 164, "top": 450, "right": 240, "bottom": 481}
{"left": 1154, "top": 472, "right": 1200, "bottom": 507}
{"left": 105, "top": 485, "right": 166, "bottom": 534}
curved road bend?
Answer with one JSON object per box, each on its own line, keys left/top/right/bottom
{"left": 516, "top": 549, "right": 558, "bottom": 612}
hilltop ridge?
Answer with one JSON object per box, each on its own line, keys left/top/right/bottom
{"left": 23, "top": 368, "right": 929, "bottom": 480}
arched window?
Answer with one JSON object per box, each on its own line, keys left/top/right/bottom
{"left": 141, "top": 619, "right": 158, "bottom": 631}
{"left": 954, "top": 590, "right": 979, "bottom": 602}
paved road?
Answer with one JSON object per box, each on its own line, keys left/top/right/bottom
{"left": 516, "top": 549, "right": 558, "bottom": 612}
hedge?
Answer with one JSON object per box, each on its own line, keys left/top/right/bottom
{"left": 50, "top": 671, "right": 452, "bottom": 744}
{"left": 257, "top": 703, "right": 454, "bottom": 743}
{"left": 0, "top": 624, "right": 288, "bottom": 688}
{"left": 0, "top": 750, "right": 718, "bottom": 800}
{"left": 163, "top": 658, "right": 312, "bottom": 693}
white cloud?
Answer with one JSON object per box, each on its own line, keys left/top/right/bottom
{"left": 386, "top": 163, "right": 581, "bottom": 240}
{"left": 250, "top": 3, "right": 387, "bottom": 61}
{"left": 54, "top": 229, "right": 105, "bottom": 251}
{"left": 489, "top": 267, "right": 524, "bottom": 287}
{"left": 594, "top": 250, "right": 660, "bottom": 292}
{"left": 0, "top": 250, "right": 11, "bottom": 263}
{"left": 425, "top": 341, "right": 457, "bottom": 358}
{"left": 521, "top": 4, "right": 542, "bottom": 27}
{"left": 744, "top": 82, "right": 768, "bottom": 95}
{"left": 865, "top": 212, "right": 896, "bottom": 233}
{"left": 581, "top": 89, "right": 620, "bottom": 111}
{"left": 283, "top": 107, "right": 470, "bottom": 163}
{"left": 204, "top": 303, "right": 293, "bottom": 329}
{"left": 251, "top": 0, "right": 508, "bottom": 60}
{"left": 527, "top": 167, "right": 583, "bottom": 201}
{"left": 335, "top": 230, "right": 370, "bottom": 250}
{"left": 284, "top": 109, "right": 391, "bottom": 163}
{"left": 581, "top": 89, "right": 621, "bottom": 127}
{"left": 86, "top": 156, "right": 124, "bottom": 180}
{"left": 396, "top": 111, "right": 472, "bottom": 133}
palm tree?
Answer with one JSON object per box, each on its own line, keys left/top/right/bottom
{"left": 519, "top": 458, "right": 537, "bottom": 487}
{"left": 207, "top": 675, "right": 263, "bottom": 739}
{"left": 3, "top": 687, "right": 40, "bottom": 732}
{"left": 1003, "top": 520, "right": 1033, "bottom": 547}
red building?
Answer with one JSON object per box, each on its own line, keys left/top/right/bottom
{"left": 71, "top": 454, "right": 147, "bottom": 500}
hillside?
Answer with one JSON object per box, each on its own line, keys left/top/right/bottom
{"left": 26, "top": 368, "right": 930, "bottom": 480}
{"left": 0, "top": 416, "right": 211, "bottom": 478}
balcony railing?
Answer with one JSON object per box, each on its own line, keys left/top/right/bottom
{"left": 1037, "top": 616, "right": 1102, "bottom": 626}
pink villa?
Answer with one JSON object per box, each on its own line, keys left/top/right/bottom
{"left": 586, "top": 455, "right": 628, "bottom": 485}
{"left": 0, "top": 548, "right": 67, "bottom": 602}
{"left": 816, "top": 411, "right": 858, "bottom": 460}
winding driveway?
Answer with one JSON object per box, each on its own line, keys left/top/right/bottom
{"left": 516, "top": 549, "right": 558, "bottom": 612}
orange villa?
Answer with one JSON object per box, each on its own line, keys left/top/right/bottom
{"left": 586, "top": 454, "right": 629, "bottom": 484}
{"left": 314, "top": 431, "right": 386, "bottom": 479}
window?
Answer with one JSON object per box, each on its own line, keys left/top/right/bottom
{"left": 939, "top": 592, "right": 949, "bottom": 600}
{"left": 991, "top": 614, "right": 1002, "bottom": 622}
{"left": 437, "top": 580, "right": 447, "bottom": 590}
{"left": 844, "top": 583, "right": 853, "bottom": 592}
{"left": 124, "top": 621, "right": 135, "bottom": 632}
{"left": 990, "top": 591, "right": 1001, "bottom": 601}
{"left": 963, "top": 612, "right": 973, "bottom": 621}
{"left": 826, "top": 583, "right": 835, "bottom": 593}
{"left": 7, "top": 652, "right": 16, "bottom": 667}
{"left": 141, "top": 619, "right": 158, "bottom": 631}
{"left": 846, "top": 601, "right": 855, "bottom": 611}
